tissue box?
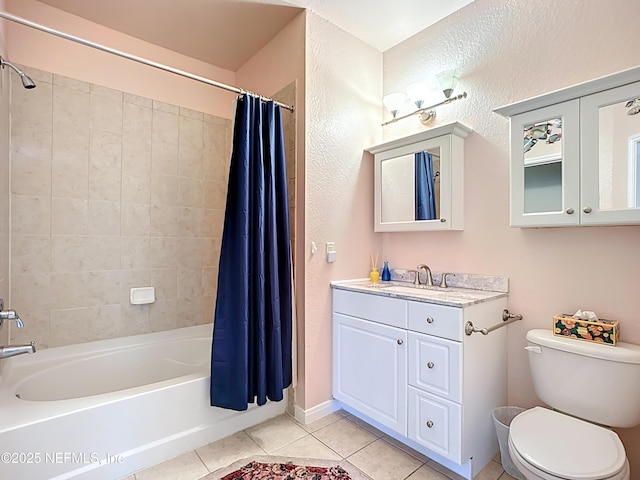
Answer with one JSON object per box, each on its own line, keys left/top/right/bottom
{"left": 553, "top": 314, "right": 619, "bottom": 346}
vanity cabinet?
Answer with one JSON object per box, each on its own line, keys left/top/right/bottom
{"left": 495, "top": 67, "right": 640, "bottom": 227}
{"left": 332, "top": 287, "right": 507, "bottom": 479}
{"left": 366, "top": 122, "right": 472, "bottom": 232}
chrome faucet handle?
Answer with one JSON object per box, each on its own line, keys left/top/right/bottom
{"left": 407, "top": 269, "right": 420, "bottom": 285}
{"left": 417, "top": 264, "right": 433, "bottom": 286}
{"left": 0, "top": 309, "right": 23, "bottom": 329}
{"left": 440, "top": 273, "right": 454, "bottom": 288}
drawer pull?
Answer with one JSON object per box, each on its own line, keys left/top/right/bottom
{"left": 397, "top": 339, "right": 404, "bottom": 345}
{"left": 426, "top": 420, "right": 434, "bottom": 428}
{"left": 426, "top": 317, "right": 434, "bottom": 324}
{"left": 427, "top": 361, "right": 435, "bottom": 369}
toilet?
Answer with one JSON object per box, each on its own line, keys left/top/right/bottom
{"left": 508, "top": 329, "right": 640, "bottom": 480}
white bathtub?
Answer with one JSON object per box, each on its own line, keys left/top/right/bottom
{"left": 0, "top": 324, "right": 286, "bottom": 480}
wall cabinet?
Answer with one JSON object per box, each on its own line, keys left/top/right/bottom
{"left": 332, "top": 287, "right": 507, "bottom": 479}
{"left": 365, "top": 123, "right": 472, "bottom": 232}
{"left": 495, "top": 67, "right": 640, "bottom": 227}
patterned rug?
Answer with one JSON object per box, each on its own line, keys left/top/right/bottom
{"left": 204, "top": 456, "right": 371, "bottom": 480}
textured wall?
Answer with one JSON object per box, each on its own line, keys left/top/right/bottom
{"left": 0, "top": 0, "right": 9, "bottom": 347}
{"left": 382, "top": 0, "right": 640, "bottom": 468}
{"left": 304, "top": 12, "right": 383, "bottom": 409}
{"left": 9, "top": 66, "right": 230, "bottom": 348}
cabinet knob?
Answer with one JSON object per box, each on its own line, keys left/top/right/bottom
{"left": 440, "top": 218, "right": 446, "bottom": 223}
{"left": 583, "top": 206, "right": 592, "bottom": 214}
{"left": 426, "top": 420, "right": 434, "bottom": 428}
{"left": 426, "top": 317, "right": 434, "bottom": 324}
{"left": 565, "top": 208, "right": 574, "bottom": 214}
{"left": 427, "top": 361, "right": 435, "bottom": 369}
{"left": 397, "top": 339, "right": 403, "bottom": 345}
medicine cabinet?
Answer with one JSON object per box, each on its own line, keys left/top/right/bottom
{"left": 495, "top": 66, "right": 640, "bottom": 227}
{"left": 366, "top": 122, "right": 472, "bottom": 232}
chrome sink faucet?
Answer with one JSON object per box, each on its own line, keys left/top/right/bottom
{"left": 417, "top": 264, "right": 434, "bottom": 286}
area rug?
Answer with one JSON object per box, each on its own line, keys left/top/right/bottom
{"left": 204, "top": 455, "right": 371, "bottom": 480}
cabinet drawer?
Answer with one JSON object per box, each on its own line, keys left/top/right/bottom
{"left": 333, "top": 288, "right": 407, "bottom": 329}
{"left": 408, "top": 332, "right": 462, "bottom": 403}
{"left": 408, "top": 386, "right": 461, "bottom": 462}
{"left": 407, "top": 301, "right": 462, "bottom": 340}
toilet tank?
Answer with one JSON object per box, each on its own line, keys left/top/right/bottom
{"left": 526, "top": 329, "right": 640, "bottom": 428}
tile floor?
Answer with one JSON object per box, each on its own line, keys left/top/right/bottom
{"left": 123, "top": 410, "right": 517, "bottom": 480}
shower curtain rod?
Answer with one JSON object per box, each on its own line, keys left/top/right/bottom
{"left": 0, "top": 10, "right": 295, "bottom": 112}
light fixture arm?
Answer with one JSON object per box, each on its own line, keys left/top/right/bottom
{"left": 382, "top": 92, "right": 468, "bottom": 126}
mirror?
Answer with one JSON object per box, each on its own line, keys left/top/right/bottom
{"left": 367, "top": 122, "right": 471, "bottom": 232}
{"left": 380, "top": 147, "right": 441, "bottom": 222}
{"left": 597, "top": 98, "right": 640, "bottom": 210}
{"left": 523, "top": 117, "right": 563, "bottom": 214}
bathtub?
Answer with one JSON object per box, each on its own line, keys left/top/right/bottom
{"left": 0, "top": 324, "right": 286, "bottom": 480}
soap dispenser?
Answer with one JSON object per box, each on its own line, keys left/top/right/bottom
{"left": 381, "top": 260, "right": 391, "bottom": 281}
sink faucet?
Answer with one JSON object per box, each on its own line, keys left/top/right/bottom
{"left": 0, "top": 341, "right": 36, "bottom": 359}
{"left": 417, "top": 264, "right": 434, "bottom": 286}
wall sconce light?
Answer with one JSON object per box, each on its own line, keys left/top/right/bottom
{"left": 382, "top": 69, "right": 468, "bottom": 126}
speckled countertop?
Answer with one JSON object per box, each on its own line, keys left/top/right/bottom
{"left": 331, "top": 271, "right": 508, "bottom": 308}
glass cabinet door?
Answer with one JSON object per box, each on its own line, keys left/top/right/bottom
{"left": 580, "top": 81, "right": 640, "bottom": 225}
{"left": 510, "top": 100, "right": 580, "bottom": 227}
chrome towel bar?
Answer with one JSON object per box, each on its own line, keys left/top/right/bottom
{"left": 464, "top": 309, "right": 523, "bottom": 336}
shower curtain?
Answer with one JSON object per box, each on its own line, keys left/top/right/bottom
{"left": 210, "top": 95, "right": 292, "bottom": 411}
{"left": 415, "top": 151, "right": 437, "bottom": 220}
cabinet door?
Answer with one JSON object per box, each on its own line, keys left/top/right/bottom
{"left": 333, "top": 313, "right": 407, "bottom": 435}
{"left": 408, "top": 386, "right": 461, "bottom": 462}
{"left": 580, "top": 81, "right": 640, "bottom": 225}
{"left": 510, "top": 100, "right": 580, "bottom": 227}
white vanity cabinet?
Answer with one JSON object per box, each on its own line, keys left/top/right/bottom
{"left": 495, "top": 66, "right": 640, "bottom": 227}
{"left": 332, "top": 286, "right": 508, "bottom": 479}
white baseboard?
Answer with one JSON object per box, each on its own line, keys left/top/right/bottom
{"left": 294, "top": 399, "right": 342, "bottom": 425}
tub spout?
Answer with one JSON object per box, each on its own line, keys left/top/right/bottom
{"left": 0, "top": 341, "right": 36, "bottom": 359}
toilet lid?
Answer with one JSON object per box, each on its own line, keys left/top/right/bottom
{"left": 510, "top": 407, "right": 626, "bottom": 480}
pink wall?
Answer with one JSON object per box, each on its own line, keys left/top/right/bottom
{"left": 381, "top": 0, "right": 640, "bottom": 468}
{"left": 5, "top": 0, "right": 237, "bottom": 119}
{"left": 304, "top": 12, "right": 382, "bottom": 409}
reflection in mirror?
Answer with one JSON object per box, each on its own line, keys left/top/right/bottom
{"left": 598, "top": 99, "right": 640, "bottom": 210}
{"left": 523, "top": 118, "right": 563, "bottom": 213}
{"left": 380, "top": 147, "right": 440, "bottom": 223}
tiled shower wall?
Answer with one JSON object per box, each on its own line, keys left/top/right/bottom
{"left": 9, "top": 65, "right": 232, "bottom": 348}
{"left": 0, "top": 66, "right": 10, "bottom": 346}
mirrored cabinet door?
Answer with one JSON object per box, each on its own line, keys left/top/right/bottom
{"left": 580, "top": 81, "right": 640, "bottom": 225}
{"left": 510, "top": 100, "right": 580, "bottom": 227}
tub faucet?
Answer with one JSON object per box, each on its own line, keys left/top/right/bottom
{"left": 0, "top": 341, "right": 36, "bottom": 359}
{"left": 417, "top": 264, "right": 434, "bottom": 286}
{"left": 0, "top": 298, "right": 23, "bottom": 330}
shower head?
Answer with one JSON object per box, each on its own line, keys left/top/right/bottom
{"left": 0, "top": 56, "right": 36, "bottom": 89}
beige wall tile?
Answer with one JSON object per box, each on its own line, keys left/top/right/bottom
{"left": 203, "top": 120, "right": 229, "bottom": 180}
{"left": 150, "top": 268, "right": 177, "bottom": 300}
{"left": 149, "top": 237, "right": 177, "bottom": 269}
{"left": 11, "top": 149, "right": 52, "bottom": 196}
{"left": 91, "top": 93, "right": 123, "bottom": 134}
{"left": 51, "top": 127, "right": 89, "bottom": 199}
{"left": 11, "top": 273, "right": 51, "bottom": 313}
{"left": 90, "top": 84, "right": 122, "bottom": 101}
{"left": 51, "top": 197, "right": 88, "bottom": 235}
{"left": 177, "top": 237, "right": 202, "bottom": 270}
{"left": 178, "top": 116, "right": 203, "bottom": 178}
{"left": 124, "top": 92, "right": 152, "bottom": 108}
{"left": 50, "top": 272, "right": 88, "bottom": 309}
{"left": 179, "top": 107, "right": 203, "bottom": 120}
{"left": 11, "top": 80, "right": 52, "bottom": 137}
{"left": 89, "top": 304, "right": 121, "bottom": 340}
{"left": 49, "top": 307, "right": 91, "bottom": 347}
{"left": 200, "top": 296, "right": 215, "bottom": 325}
{"left": 203, "top": 178, "right": 227, "bottom": 210}
{"left": 53, "top": 74, "right": 90, "bottom": 92}
{"left": 85, "top": 236, "right": 121, "bottom": 271}
{"left": 176, "top": 297, "right": 202, "bottom": 327}
{"left": 121, "top": 173, "right": 151, "bottom": 204}
{"left": 88, "top": 201, "right": 121, "bottom": 235}
{"left": 149, "top": 298, "right": 177, "bottom": 332}
{"left": 121, "top": 236, "right": 150, "bottom": 270}
{"left": 121, "top": 202, "right": 150, "bottom": 237}
{"left": 202, "top": 238, "right": 221, "bottom": 268}
{"left": 11, "top": 235, "right": 50, "bottom": 274}
{"left": 150, "top": 173, "right": 178, "bottom": 206}
{"left": 119, "top": 303, "right": 150, "bottom": 336}
{"left": 11, "top": 195, "right": 51, "bottom": 234}
{"left": 120, "top": 269, "right": 150, "bottom": 300}
{"left": 87, "top": 271, "right": 122, "bottom": 306}
{"left": 150, "top": 205, "right": 180, "bottom": 237}
{"left": 153, "top": 99, "right": 178, "bottom": 114}
{"left": 10, "top": 310, "right": 50, "bottom": 348}
{"left": 177, "top": 267, "right": 202, "bottom": 298}
{"left": 151, "top": 110, "right": 179, "bottom": 175}
{"left": 89, "top": 130, "right": 122, "bottom": 201}
{"left": 50, "top": 235, "right": 85, "bottom": 272}
{"left": 178, "top": 176, "right": 203, "bottom": 208}
{"left": 202, "top": 266, "right": 218, "bottom": 297}
{"left": 178, "top": 207, "right": 203, "bottom": 237}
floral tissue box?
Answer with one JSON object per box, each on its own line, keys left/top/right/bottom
{"left": 553, "top": 314, "right": 619, "bottom": 346}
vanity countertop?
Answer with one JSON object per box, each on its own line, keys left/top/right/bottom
{"left": 331, "top": 279, "right": 508, "bottom": 307}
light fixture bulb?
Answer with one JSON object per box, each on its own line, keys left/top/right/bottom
{"left": 406, "top": 82, "right": 430, "bottom": 109}
{"left": 383, "top": 92, "right": 409, "bottom": 118}
{"left": 436, "top": 69, "right": 459, "bottom": 99}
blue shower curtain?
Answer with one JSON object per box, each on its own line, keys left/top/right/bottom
{"left": 210, "top": 95, "right": 292, "bottom": 411}
{"left": 415, "top": 151, "right": 437, "bottom": 220}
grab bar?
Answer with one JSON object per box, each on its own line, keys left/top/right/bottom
{"left": 464, "top": 309, "right": 523, "bottom": 336}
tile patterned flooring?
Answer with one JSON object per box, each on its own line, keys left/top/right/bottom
{"left": 123, "top": 410, "right": 517, "bottom": 480}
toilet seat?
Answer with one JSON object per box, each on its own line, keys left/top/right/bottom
{"left": 509, "top": 407, "right": 627, "bottom": 480}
